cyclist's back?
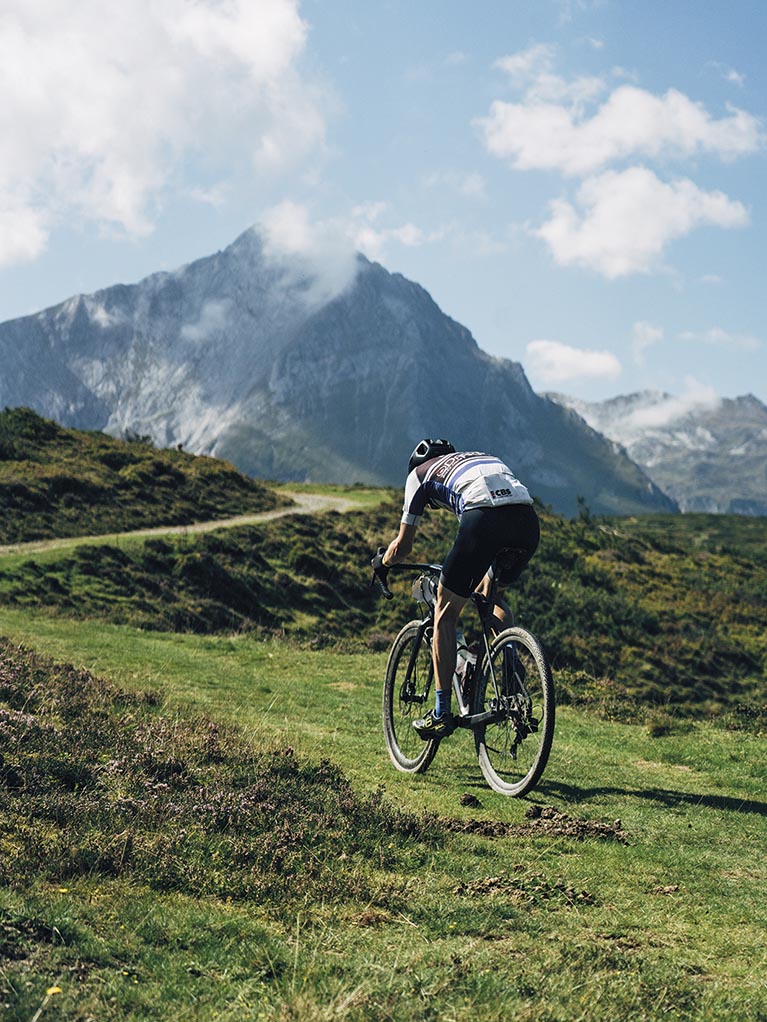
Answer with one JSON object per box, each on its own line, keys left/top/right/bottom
{"left": 402, "top": 451, "right": 533, "bottom": 526}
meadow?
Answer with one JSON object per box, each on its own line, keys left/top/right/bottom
{"left": 1, "top": 566, "right": 766, "bottom": 1019}
{"left": 0, "top": 491, "right": 763, "bottom": 714}
{"left": 1, "top": 425, "right": 766, "bottom": 1020}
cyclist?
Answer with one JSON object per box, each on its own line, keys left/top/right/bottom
{"left": 376, "top": 439, "right": 539, "bottom": 740}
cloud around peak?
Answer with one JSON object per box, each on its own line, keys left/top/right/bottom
{"left": 621, "top": 380, "right": 721, "bottom": 432}
{"left": 526, "top": 338, "right": 622, "bottom": 385}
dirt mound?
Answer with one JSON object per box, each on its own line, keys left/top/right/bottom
{"left": 441, "top": 804, "right": 630, "bottom": 844}
{"left": 452, "top": 871, "right": 596, "bottom": 906}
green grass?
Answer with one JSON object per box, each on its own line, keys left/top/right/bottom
{"left": 1, "top": 607, "right": 766, "bottom": 1021}
{"left": 1, "top": 497, "right": 764, "bottom": 714}
{"left": 611, "top": 512, "right": 767, "bottom": 567}
{"left": 0, "top": 407, "right": 289, "bottom": 543}
{"left": 274, "top": 481, "right": 395, "bottom": 509}
{"left": 0, "top": 455, "right": 765, "bottom": 1020}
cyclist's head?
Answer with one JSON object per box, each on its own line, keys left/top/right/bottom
{"left": 408, "top": 438, "right": 455, "bottom": 474}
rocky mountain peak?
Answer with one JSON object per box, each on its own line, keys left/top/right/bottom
{"left": 0, "top": 226, "right": 677, "bottom": 516}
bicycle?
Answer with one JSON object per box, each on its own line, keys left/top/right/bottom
{"left": 372, "top": 555, "right": 554, "bottom": 797}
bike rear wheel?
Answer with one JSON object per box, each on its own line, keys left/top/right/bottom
{"left": 472, "top": 626, "right": 554, "bottom": 796}
{"left": 383, "top": 620, "right": 439, "bottom": 773}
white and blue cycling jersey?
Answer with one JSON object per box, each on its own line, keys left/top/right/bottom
{"left": 401, "top": 451, "right": 532, "bottom": 526}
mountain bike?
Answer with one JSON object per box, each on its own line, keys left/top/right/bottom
{"left": 372, "top": 556, "right": 554, "bottom": 797}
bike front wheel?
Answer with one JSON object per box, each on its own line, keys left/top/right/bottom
{"left": 382, "top": 620, "right": 439, "bottom": 773}
{"left": 472, "top": 626, "right": 554, "bottom": 796}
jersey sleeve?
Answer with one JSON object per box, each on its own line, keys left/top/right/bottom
{"left": 401, "top": 469, "right": 428, "bottom": 526}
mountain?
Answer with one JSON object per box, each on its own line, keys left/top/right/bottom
{"left": 0, "top": 228, "right": 676, "bottom": 516}
{"left": 549, "top": 390, "right": 767, "bottom": 515}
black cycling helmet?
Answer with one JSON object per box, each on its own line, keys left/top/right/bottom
{"left": 407, "top": 438, "right": 455, "bottom": 474}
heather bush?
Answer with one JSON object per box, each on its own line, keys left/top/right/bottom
{"left": 0, "top": 639, "right": 441, "bottom": 905}
{"left": 0, "top": 408, "right": 288, "bottom": 542}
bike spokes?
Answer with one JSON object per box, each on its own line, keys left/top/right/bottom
{"left": 383, "top": 621, "right": 439, "bottom": 773}
{"left": 472, "top": 628, "right": 554, "bottom": 797}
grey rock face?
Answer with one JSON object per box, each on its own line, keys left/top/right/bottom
{"left": 549, "top": 390, "right": 767, "bottom": 515}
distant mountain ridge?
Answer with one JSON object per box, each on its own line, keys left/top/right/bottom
{"left": 0, "top": 227, "right": 676, "bottom": 516}
{"left": 549, "top": 390, "right": 767, "bottom": 515}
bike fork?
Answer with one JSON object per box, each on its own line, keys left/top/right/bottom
{"left": 402, "top": 618, "right": 432, "bottom": 704}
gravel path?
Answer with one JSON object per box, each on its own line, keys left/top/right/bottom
{"left": 0, "top": 491, "right": 361, "bottom": 558}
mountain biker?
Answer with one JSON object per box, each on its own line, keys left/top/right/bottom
{"left": 375, "top": 439, "right": 539, "bottom": 740}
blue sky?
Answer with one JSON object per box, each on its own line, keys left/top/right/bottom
{"left": 1, "top": 0, "right": 765, "bottom": 409}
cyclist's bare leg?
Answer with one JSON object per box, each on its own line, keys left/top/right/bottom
{"left": 475, "top": 572, "right": 511, "bottom": 633}
{"left": 433, "top": 583, "right": 468, "bottom": 695}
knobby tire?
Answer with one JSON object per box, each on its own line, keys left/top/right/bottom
{"left": 472, "top": 626, "right": 555, "bottom": 796}
{"left": 382, "top": 620, "right": 439, "bottom": 773}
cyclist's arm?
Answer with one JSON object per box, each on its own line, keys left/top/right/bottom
{"left": 383, "top": 523, "right": 417, "bottom": 566}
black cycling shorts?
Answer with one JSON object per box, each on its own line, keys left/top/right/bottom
{"left": 440, "top": 503, "right": 540, "bottom": 598}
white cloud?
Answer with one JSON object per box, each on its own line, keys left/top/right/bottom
{"left": 478, "top": 83, "right": 763, "bottom": 176}
{"left": 626, "top": 378, "right": 721, "bottom": 430}
{"left": 494, "top": 44, "right": 605, "bottom": 111}
{"left": 347, "top": 203, "right": 447, "bottom": 261}
{"left": 525, "top": 338, "right": 621, "bottom": 385}
{"left": 480, "top": 86, "right": 764, "bottom": 178}
{"left": 678, "top": 327, "right": 762, "bottom": 351}
{"left": 0, "top": 0, "right": 325, "bottom": 266}
{"left": 632, "top": 321, "right": 664, "bottom": 365}
{"left": 260, "top": 200, "right": 358, "bottom": 305}
{"left": 180, "top": 299, "right": 232, "bottom": 343}
{"left": 534, "top": 166, "right": 749, "bottom": 277}
{"left": 0, "top": 202, "right": 48, "bottom": 268}
{"left": 353, "top": 222, "right": 426, "bottom": 259}
{"left": 258, "top": 199, "right": 454, "bottom": 303}
{"left": 494, "top": 44, "right": 556, "bottom": 83}
{"left": 262, "top": 200, "right": 316, "bottom": 257}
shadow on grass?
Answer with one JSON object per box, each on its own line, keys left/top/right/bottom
{"left": 542, "top": 780, "right": 767, "bottom": 817}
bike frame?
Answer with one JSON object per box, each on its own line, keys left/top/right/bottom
{"left": 375, "top": 551, "right": 555, "bottom": 796}
{"left": 382, "top": 562, "right": 514, "bottom": 730}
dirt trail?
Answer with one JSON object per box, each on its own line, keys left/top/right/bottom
{"left": 0, "top": 491, "right": 361, "bottom": 559}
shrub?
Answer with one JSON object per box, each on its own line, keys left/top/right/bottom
{"left": 0, "top": 640, "right": 444, "bottom": 904}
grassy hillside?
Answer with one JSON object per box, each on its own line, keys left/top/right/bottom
{"left": 0, "top": 494, "right": 764, "bottom": 715}
{"left": 0, "top": 475, "right": 765, "bottom": 1019}
{"left": 0, "top": 407, "right": 290, "bottom": 543}
{"left": 0, "top": 632, "right": 765, "bottom": 1022}
{"left": 607, "top": 511, "right": 767, "bottom": 566}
